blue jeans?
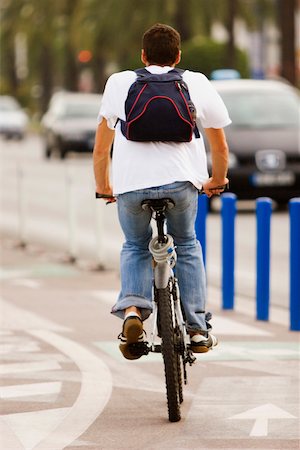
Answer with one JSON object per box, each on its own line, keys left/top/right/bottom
{"left": 112, "top": 181, "right": 208, "bottom": 333}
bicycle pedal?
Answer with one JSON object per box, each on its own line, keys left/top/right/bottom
{"left": 128, "top": 341, "right": 150, "bottom": 356}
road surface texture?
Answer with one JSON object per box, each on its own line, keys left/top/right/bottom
{"left": 0, "top": 238, "right": 299, "bottom": 450}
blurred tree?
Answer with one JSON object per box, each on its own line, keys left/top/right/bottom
{"left": 0, "top": 0, "right": 23, "bottom": 94}
{"left": 181, "top": 37, "right": 250, "bottom": 77}
{"left": 226, "top": 0, "right": 238, "bottom": 68}
{"left": 278, "top": 0, "right": 296, "bottom": 85}
{"left": 1, "top": 0, "right": 288, "bottom": 114}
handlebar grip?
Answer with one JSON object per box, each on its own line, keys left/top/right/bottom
{"left": 95, "top": 193, "right": 114, "bottom": 199}
{"left": 198, "top": 183, "right": 229, "bottom": 195}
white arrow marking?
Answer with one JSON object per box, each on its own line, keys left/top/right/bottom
{"left": 229, "top": 403, "right": 297, "bottom": 437}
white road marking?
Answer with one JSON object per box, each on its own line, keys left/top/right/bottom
{"left": 90, "top": 289, "right": 117, "bottom": 306}
{"left": 0, "top": 352, "right": 70, "bottom": 363}
{"left": 0, "top": 269, "right": 30, "bottom": 280}
{"left": 0, "top": 361, "right": 61, "bottom": 375}
{"left": 0, "top": 297, "right": 70, "bottom": 332}
{"left": 212, "top": 315, "right": 272, "bottom": 336}
{"left": 229, "top": 404, "right": 297, "bottom": 437}
{"left": 6, "top": 370, "right": 81, "bottom": 383}
{"left": 0, "top": 417, "right": 24, "bottom": 450}
{"left": 0, "top": 382, "right": 62, "bottom": 399}
{"left": 0, "top": 330, "right": 13, "bottom": 336}
{"left": 10, "top": 278, "right": 41, "bottom": 289}
{"left": 1, "top": 407, "right": 70, "bottom": 450}
{"left": 28, "top": 329, "right": 112, "bottom": 450}
{"left": 0, "top": 342, "right": 40, "bottom": 354}
{"left": 185, "top": 376, "right": 299, "bottom": 439}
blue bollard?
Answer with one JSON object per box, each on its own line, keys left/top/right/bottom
{"left": 195, "top": 194, "right": 209, "bottom": 266}
{"left": 221, "top": 193, "right": 237, "bottom": 309}
{"left": 289, "top": 198, "right": 300, "bottom": 331}
{"left": 256, "top": 198, "right": 272, "bottom": 321}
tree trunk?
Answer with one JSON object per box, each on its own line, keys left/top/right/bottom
{"left": 40, "top": 43, "right": 53, "bottom": 113}
{"left": 226, "top": 0, "right": 237, "bottom": 68}
{"left": 174, "top": 0, "right": 192, "bottom": 41}
{"left": 64, "top": 44, "right": 79, "bottom": 91}
{"left": 279, "top": 0, "right": 296, "bottom": 85}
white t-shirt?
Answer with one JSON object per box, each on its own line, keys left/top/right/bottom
{"left": 98, "top": 65, "right": 231, "bottom": 195}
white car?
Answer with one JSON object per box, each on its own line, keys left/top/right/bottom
{"left": 0, "top": 95, "right": 29, "bottom": 140}
{"left": 41, "top": 92, "right": 102, "bottom": 159}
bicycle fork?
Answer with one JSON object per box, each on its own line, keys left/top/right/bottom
{"left": 147, "top": 235, "right": 196, "bottom": 381}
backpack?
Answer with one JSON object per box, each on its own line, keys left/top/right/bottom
{"left": 120, "top": 68, "right": 200, "bottom": 142}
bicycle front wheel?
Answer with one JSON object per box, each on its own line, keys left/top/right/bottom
{"left": 157, "top": 286, "right": 181, "bottom": 422}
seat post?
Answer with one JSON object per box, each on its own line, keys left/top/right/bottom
{"left": 156, "top": 210, "right": 167, "bottom": 243}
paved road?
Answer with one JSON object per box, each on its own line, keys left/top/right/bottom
{"left": 0, "top": 134, "right": 290, "bottom": 310}
{"left": 0, "top": 239, "right": 299, "bottom": 449}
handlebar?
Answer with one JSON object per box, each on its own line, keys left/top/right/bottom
{"left": 95, "top": 192, "right": 116, "bottom": 204}
{"left": 198, "top": 183, "right": 229, "bottom": 195}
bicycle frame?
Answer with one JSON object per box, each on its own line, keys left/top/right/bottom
{"left": 141, "top": 198, "right": 196, "bottom": 371}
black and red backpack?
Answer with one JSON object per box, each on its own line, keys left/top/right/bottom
{"left": 120, "top": 68, "right": 200, "bottom": 142}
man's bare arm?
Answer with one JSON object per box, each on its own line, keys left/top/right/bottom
{"left": 93, "top": 119, "right": 115, "bottom": 200}
{"left": 202, "top": 127, "right": 229, "bottom": 197}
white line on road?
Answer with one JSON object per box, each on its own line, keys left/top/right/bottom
{"left": 10, "top": 278, "right": 41, "bottom": 289}
{"left": 29, "top": 329, "right": 112, "bottom": 450}
{"left": 0, "top": 297, "right": 71, "bottom": 332}
{"left": 0, "top": 361, "right": 61, "bottom": 375}
{"left": 0, "top": 382, "right": 62, "bottom": 399}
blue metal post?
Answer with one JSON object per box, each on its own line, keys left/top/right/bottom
{"left": 221, "top": 193, "right": 237, "bottom": 309}
{"left": 289, "top": 198, "right": 300, "bottom": 331}
{"left": 195, "top": 194, "right": 208, "bottom": 266}
{"left": 256, "top": 198, "right": 272, "bottom": 321}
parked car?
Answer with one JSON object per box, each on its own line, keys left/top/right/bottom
{"left": 209, "top": 79, "right": 300, "bottom": 207}
{"left": 0, "top": 95, "right": 29, "bottom": 139}
{"left": 41, "top": 91, "right": 101, "bottom": 159}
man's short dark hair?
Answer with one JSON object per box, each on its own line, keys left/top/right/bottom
{"left": 142, "top": 23, "right": 181, "bottom": 66}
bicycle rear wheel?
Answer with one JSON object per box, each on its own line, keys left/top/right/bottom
{"left": 157, "top": 286, "right": 181, "bottom": 422}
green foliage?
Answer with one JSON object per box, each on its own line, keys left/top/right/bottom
{"left": 181, "top": 37, "right": 250, "bottom": 78}
{"left": 0, "top": 0, "right": 285, "bottom": 113}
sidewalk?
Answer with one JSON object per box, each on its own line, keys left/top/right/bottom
{"left": 0, "top": 238, "right": 299, "bottom": 449}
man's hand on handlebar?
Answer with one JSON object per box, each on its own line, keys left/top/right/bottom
{"left": 201, "top": 177, "right": 229, "bottom": 198}
{"left": 95, "top": 187, "right": 116, "bottom": 205}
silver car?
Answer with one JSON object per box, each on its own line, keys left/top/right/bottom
{"left": 41, "top": 92, "right": 102, "bottom": 159}
{"left": 210, "top": 79, "right": 300, "bottom": 207}
{"left": 0, "top": 95, "right": 29, "bottom": 140}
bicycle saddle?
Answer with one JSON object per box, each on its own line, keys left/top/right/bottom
{"left": 141, "top": 198, "right": 175, "bottom": 212}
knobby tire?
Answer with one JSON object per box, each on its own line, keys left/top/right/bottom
{"left": 157, "top": 286, "right": 181, "bottom": 422}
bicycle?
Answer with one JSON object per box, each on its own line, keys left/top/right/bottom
{"left": 130, "top": 198, "right": 197, "bottom": 422}
{"left": 96, "top": 185, "right": 227, "bottom": 422}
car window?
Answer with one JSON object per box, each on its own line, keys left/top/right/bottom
{"left": 62, "top": 102, "right": 100, "bottom": 118}
{"left": 219, "top": 90, "right": 299, "bottom": 128}
{"left": 0, "top": 97, "right": 20, "bottom": 112}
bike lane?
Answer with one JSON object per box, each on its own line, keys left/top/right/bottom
{"left": 0, "top": 240, "right": 299, "bottom": 449}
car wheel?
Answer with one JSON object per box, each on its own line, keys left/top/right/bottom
{"left": 44, "top": 145, "right": 52, "bottom": 159}
{"left": 59, "top": 148, "right": 67, "bottom": 159}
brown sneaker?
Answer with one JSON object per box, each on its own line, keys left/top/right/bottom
{"left": 190, "top": 333, "right": 218, "bottom": 353}
{"left": 118, "top": 315, "right": 144, "bottom": 360}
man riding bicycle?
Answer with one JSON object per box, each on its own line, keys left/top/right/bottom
{"left": 93, "top": 23, "right": 231, "bottom": 360}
